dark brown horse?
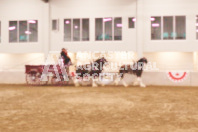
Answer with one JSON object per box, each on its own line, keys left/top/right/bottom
{"left": 74, "top": 57, "right": 108, "bottom": 87}
{"left": 115, "top": 57, "right": 148, "bottom": 87}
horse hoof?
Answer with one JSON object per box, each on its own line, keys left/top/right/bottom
{"left": 123, "top": 84, "right": 128, "bottom": 87}
{"left": 101, "top": 84, "right": 105, "bottom": 87}
{"left": 133, "top": 82, "right": 139, "bottom": 86}
{"left": 114, "top": 82, "right": 118, "bottom": 86}
{"left": 75, "top": 84, "right": 80, "bottom": 87}
{"left": 92, "top": 84, "right": 98, "bottom": 87}
{"left": 140, "top": 84, "right": 146, "bottom": 88}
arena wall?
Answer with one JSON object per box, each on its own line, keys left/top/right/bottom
{"left": 0, "top": 0, "right": 48, "bottom": 54}
{"left": 0, "top": 0, "right": 198, "bottom": 85}
{"left": 143, "top": 0, "right": 198, "bottom": 52}
{"left": 50, "top": 0, "right": 137, "bottom": 52}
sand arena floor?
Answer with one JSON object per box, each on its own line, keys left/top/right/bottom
{"left": 0, "top": 84, "right": 198, "bottom": 132}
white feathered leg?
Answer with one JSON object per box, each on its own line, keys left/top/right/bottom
{"left": 114, "top": 77, "right": 120, "bottom": 86}
{"left": 140, "top": 78, "right": 146, "bottom": 87}
{"left": 74, "top": 77, "right": 80, "bottom": 87}
{"left": 133, "top": 77, "right": 146, "bottom": 87}
{"left": 122, "top": 80, "right": 128, "bottom": 87}
{"left": 92, "top": 77, "right": 98, "bottom": 87}
{"left": 133, "top": 77, "right": 139, "bottom": 86}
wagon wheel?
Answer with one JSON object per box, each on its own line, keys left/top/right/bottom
{"left": 39, "top": 74, "right": 49, "bottom": 85}
{"left": 26, "top": 71, "right": 48, "bottom": 86}
{"left": 51, "top": 75, "right": 69, "bottom": 86}
{"left": 26, "top": 71, "right": 41, "bottom": 86}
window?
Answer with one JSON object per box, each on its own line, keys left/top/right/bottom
{"left": 128, "top": 17, "right": 135, "bottom": 28}
{"left": 175, "top": 16, "right": 186, "bottom": 40}
{"left": 9, "top": 20, "right": 38, "bottom": 43}
{"left": 114, "top": 17, "right": 122, "bottom": 40}
{"left": 95, "top": 18, "right": 103, "bottom": 41}
{"left": 29, "top": 20, "right": 38, "bottom": 42}
{"left": 73, "top": 19, "right": 80, "bottom": 41}
{"left": 104, "top": 17, "right": 112, "bottom": 40}
{"left": 19, "top": 21, "right": 28, "bottom": 42}
{"left": 196, "top": 15, "right": 198, "bottom": 39}
{"left": 95, "top": 17, "right": 122, "bottom": 41}
{"left": 0, "top": 21, "right": 1, "bottom": 43}
{"left": 52, "top": 19, "right": 58, "bottom": 31}
{"left": 64, "top": 18, "right": 89, "bottom": 41}
{"left": 9, "top": 21, "right": 18, "bottom": 42}
{"left": 151, "top": 16, "right": 161, "bottom": 40}
{"left": 163, "top": 16, "right": 173, "bottom": 40}
{"left": 64, "top": 19, "right": 71, "bottom": 41}
{"left": 82, "top": 19, "right": 89, "bottom": 41}
{"left": 151, "top": 16, "right": 186, "bottom": 40}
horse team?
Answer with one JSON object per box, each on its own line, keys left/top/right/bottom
{"left": 73, "top": 57, "right": 148, "bottom": 87}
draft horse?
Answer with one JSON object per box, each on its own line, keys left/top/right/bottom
{"left": 74, "top": 57, "right": 108, "bottom": 87}
{"left": 115, "top": 57, "right": 148, "bottom": 87}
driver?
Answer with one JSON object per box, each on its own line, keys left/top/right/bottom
{"left": 60, "top": 48, "right": 72, "bottom": 73}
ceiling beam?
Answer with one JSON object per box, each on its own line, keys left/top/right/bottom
{"left": 42, "top": 0, "right": 49, "bottom": 3}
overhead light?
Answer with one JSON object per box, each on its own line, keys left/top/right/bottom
{"left": 152, "top": 23, "right": 160, "bottom": 27}
{"left": 132, "top": 18, "right": 136, "bottom": 22}
{"left": 116, "top": 24, "right": 122, "bottom": 27}
{"left": 28, "top": 20, "right": 36, "bottom": 24}
{"left": 74, "top": 26, "right": 78, "bottom": 29}
{"left": 104, "top": 18, "right": 112, "bottom": 22}
{"left": 65, "top": 20, "right": 70, "bottom": 24}
{"left": 9, "top": 26, "right": 16, "bottom": 30}
{"left": 150, "top": 17, "right": 155, "bottom": 21}
{"left": 25, "top": 31, "right": 32, "bottom": 34}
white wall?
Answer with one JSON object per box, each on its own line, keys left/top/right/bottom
{"left": 144, "top": 52, "right": 194, "bottom": 71}
{"left": 0, "top": 0, "right": 198, "bottom": 85}
{"left": 50, "top": 0, "right": 137, "bottom": 52}
{"left": 0, "top": 0, "right": 48, "bottom": 53}
{"left": 0, "top": 53, "right": 45, "bottom": 71}
{"left": 142, "top": 0, "right": 198, "bottom": 52}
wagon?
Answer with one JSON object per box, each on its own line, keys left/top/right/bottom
{"left": 25, "top": 64, "right": 73, "bottom": 85}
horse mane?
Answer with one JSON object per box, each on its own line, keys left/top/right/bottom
{"left": 137, "top": 57, "right": 148, "bottom": 63}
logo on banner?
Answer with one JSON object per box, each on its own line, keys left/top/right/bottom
{"left": 167, "top": 71, "right": 188, "bottom": 82}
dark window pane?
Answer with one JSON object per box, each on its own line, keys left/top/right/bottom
{"left": 29, "top": 20, "right": 38, "bottom": 42}
{"left": 151, "top": 17, "right": 161, "bottom": 40}
{"left": 95, "top": 18, "right": 103, "bottom": 41}
{"left": 129, "top": 17, "right": 135, "bottom": 28}
{"left": 52, "top": 19, "right": 58, "bottom": 30}
{"left": 73, "top": 19, "right": 80, "bottom": 41}
{"left": 176, "top": 16, "right": 186, "bottom": 40}
{"left": 114, "top": 17, "right": 122, "bottom": 40}
{"left": 196, "top": 15, "right": 198, "bottom": 39}
{"left": 163, "top": 16, "right": 173, "bottom": 40}
{"left": 104, "top": 17, "right": 112, "bottom": 41}
{"left": 19, "top": 21, "right": 28, "bottom": 42}
{"left": 64, "top": 19, "right": 71, "bottom": 41}
{"left": 9, "top": 21, "right": 18, "bottom": 42}
{"left": 0, "top": 21, "right": 1, "bottom": 43}
{"left": 82, "top": 19, "right": 89, "bottom": 41}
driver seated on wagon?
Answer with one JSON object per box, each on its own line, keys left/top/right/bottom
{"left": 60, "top": 48, "right": 72, "bottom": 74}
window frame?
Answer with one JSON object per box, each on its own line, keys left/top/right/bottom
{"left": 151, "top": 16, "right": 162, "bottom": 40}
{"left": 8, "top": 20, "right": 38, "bottom": 43}
{"left": 0, "top": 21, "right": 1, "bottom": 43}
{"left": 95, "top": 17, "right": 122, "bottom": 41}
{"left": 151, "top": 16, "right": 186, "bottom": 40}
{"left": 64, "top": 18, "right": 90, "bottom": 42}
{"left": 196, "top": 15, "right": 198, "bottom": 40}
{"left": 128, "top": 17, "right": 136, "bottom": 29}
